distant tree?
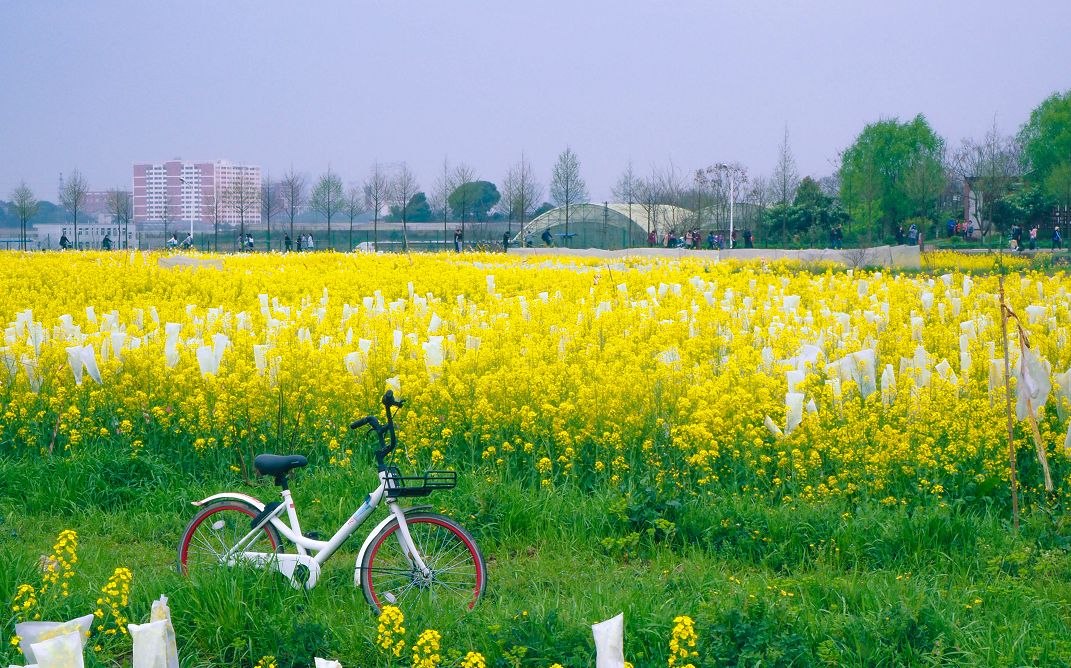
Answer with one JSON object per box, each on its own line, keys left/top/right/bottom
{"left": 1019, "top": 89, "right": 1071, "bottom": 206}
{"left": 344, "top": 184, "right": 365, "bottom": 251}
{"left": 261, "top": 175, "right": 282, "bottom": 251}
{"left": 225, "top": 168, "right": 259, "bottom": 245}
{"left": 513, "top": 154, "right": 541, "bottom": 237}
{"left": 11, "top": 182, "right": 38, "bottom": 251}
{"left": 311, "top": 167, "right": 344, "bottom": 250}
{"left": 432, "top": 158, "right": 456, "bottom": 248}
{"left": 949, "top": 120, "right": 1023, "bottom": 239}
{"left": 840, "top": 114, "right": 945, "bottom": 238}
{"left": 612, "top": 161, "right": 639, "bottom": 246}
{"left": 389, "top": 163, "right": 419, "bottom": 250}
{"left": 531, "top": 202, "right": 555, "bottom": 218}
{"left": 59, "top": 170, "right": 88, "bottom": 248}
{"left": 772, "top": 125, "right": 800, "bottom": 207}
{"left": 280, "top": 167, "right": 307, "bottom": 242}
{"left": 549, "top": 147, "right": 588, "bottom": 244}
{"left": 449, "top": 181, "right": 500, "bottom": 227}
{"left": 392, "top": 192, "right": 432, "bottom": 222}
{"left": 105, "top": 188, "right": 132, "bottom": 249}
{"left": 363, "top": 162, "right": 394, "bottom": 252}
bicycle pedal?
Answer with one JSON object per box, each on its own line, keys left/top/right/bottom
{"left": 303, "top": 531, "right": 321, "bottom": 540}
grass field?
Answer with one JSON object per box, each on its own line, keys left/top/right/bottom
{"left": 3, "top": 250, "right": 1071, "bottom": 666}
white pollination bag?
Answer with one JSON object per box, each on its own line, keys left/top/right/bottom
{"left": 16, "top": 614, "right": 94, "bottom": 665}
{"left": 592, "top": 613, "right": 625, "bottom": 668}
{"left": 128, "top": 596, "right": 179, "bottom": 668}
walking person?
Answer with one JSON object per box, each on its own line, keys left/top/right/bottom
{"left": 1029, "top": 226, "right": 1038, "bottom": 251}
{"left": 907, "top": 223, "right": 918, "bottom": 247}
{"left": 706, "top": 230, "right": 715, "bottom": 250}
{"left": 743, "top": 229, "right": 754, "bottom": 248}
{"left": 284, "top": 234, "right": 292, "bottom": 253}
{"left": 307, "top": 233, "right": 315, "bottom": 251}
{"left": 502, "top": 231, "right": 510, "bottom": 252}
{"left": 1053, "top": 226, "right": 1063, "bottom": 250}
{"left": 454, "top": 227, "right": 464, "bottom": 252}
{"left": 647, "top": 230, "right": 657, "bottom": 247}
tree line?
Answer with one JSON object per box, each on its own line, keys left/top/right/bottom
{"left": 6, "top": 88, "right": 1071, "bottom": 250}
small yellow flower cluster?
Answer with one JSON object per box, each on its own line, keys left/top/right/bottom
{"left": 668, "top": 615, "right": 698, "bottom": 668}
{"left": 40, "top": 529, "right": 78, "bottom": 599}
{"left": 10, "top": 583, "right": 38, "bottom": 618}
{"left": 376, "top": 604, "right": 406, "bottom": 657}
{"left": 461, "top": 651, "right": 486, "bottom": 668}
{"left": 95, "top": 567, "right": 133, "bottom": 637}
{"left": 253, "top": 655, "right": 277, "bottom": 668}
{"left": 412, "top": 629, "right": 442, "bottom": 668}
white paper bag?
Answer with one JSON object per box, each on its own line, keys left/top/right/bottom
{"left": 592, "top": 613, "right": 625, "bottom": 668}
{"left": 16, "top": 614, "right": 93, "bottom": 664}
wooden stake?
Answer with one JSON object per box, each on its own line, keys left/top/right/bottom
{"left": 999, "top": 273, "right": 1020, "bottom": 531}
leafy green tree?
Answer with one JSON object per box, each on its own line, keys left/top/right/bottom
{"left": 389, "top": 192, "right": 432, "bottom": 222}
{"left": 1019, "top": 90, "right": 1071, "bottom": 205}
{"left": 764, "top": 176, "right": 848, "bottom": 243}
{"left": 840, "top": 115, "right": 945, "bottom": 237}
{"left": 448, "top": 181, "right": 501, "bottom": 222}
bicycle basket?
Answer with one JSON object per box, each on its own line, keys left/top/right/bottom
{"left": 385, "top": 469, "right": 458, "bottom": 498}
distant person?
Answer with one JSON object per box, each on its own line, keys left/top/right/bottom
{"left": 895, "top": 225, "right": 904, "bottom": 245}
{"left": 284, "top": 234, "right": 292, "bottom": 252}
{"left": 246, "top": 234, "right": 255, "bottom": 251}
{"left": 181, "top": 233, "right": 193, "bottom": 250}
{"left": 306, "top": 233, "right": 314, "bottom": 251}
{"left": 167, "top": 233, "right": 179, "bottom": 250}
{"left": 647, "top": 230, "right": 657, "bottom": 247}
{"left": 502, "top": 231, "right": 510, "bottom": 252}
{"left": 946, "top": 218, "right": 956, "bottom": 238}
{"left": 1011, "top": 224, "right": 1022, "bottom": 251}
{"left": 101, "top": 234, "right": 112, "bottom": 251}
{"left": 1053, "top": 227, "right": 1062, "bottom": 250}
{"left": 541, "top": 229, "right": 553, "bottom": 247}
{"left": 907, "top": 224, "right": 918, "bottom": 246}
{"left": 706, "top": 230, "right": 715, "bottom": 250}
{"left": 454, "top": 227, "right": 464, "bottom": 252}
{"left": 1029, "top": 226, "right": 1038, "bottom": 250}
{"left": 743, "top": 229, "right": 754, "bottom": 248}
{"left": 59, "top": 233, "right": 71, "bottom": 250}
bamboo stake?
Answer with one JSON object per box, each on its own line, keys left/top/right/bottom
{"left": 999, "top": 273, "right": 1020, "bottom": 530}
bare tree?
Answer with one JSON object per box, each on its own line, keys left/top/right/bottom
{"left": 210, "top": 189, "right": 224, "bottom": 251}
{"left": 363, "top": 162, "right": 394, "bottom": 252}
{"left": 612, "top": 161, "right": 639, "bottom": 246}
{"left": 389, "top": 163, "right": 419, "bottom": 251}
{"left": 344, "top": 184, "right": 365, "bottom": 251}
{"left": 550, "top": 147, "right": 588, "bottom": 246}
{"left": 514, "top": 153, "right": 542, "bottom": 241}
{"left": 950, "top": 119, "right": 1022, "bottom": 240}
{"left": 772, "top": 125, "right": 800, "bottom": 206}
{"left": 225, "top": 169, "right": 259, "bottom": 248}
{"left": 261, "top": 174, "right": 282, "bottom": 251}
{"left": 59, "top": 170, "right": 88, "bottom": 249}
{"left": 11, "top": 181, "right": 38, "bottom": 251}
{"left": 433, "top": 158, "right": 455, "bottom": 250}
{"left": 311, "top": 167, "right": 344, "bottom": 250}
{"left": 448, "top": 163, "right": 478, "bottom": 242}
{"left": 500, "top": 165, "right": 519, "bottom": 235}
{"left": 106, "top": 189, "right": 132, "bottom": 250}
{"left": 280, "top": 167, "right": 307, "bottom": 242}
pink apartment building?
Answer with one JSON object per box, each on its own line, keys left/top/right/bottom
{"left": 132, "top": 160, "right": 261, "bottom": 227}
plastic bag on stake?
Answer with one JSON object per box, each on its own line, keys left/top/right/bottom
{"left": 592, "top": 613, "right": 625, "bottom": 668}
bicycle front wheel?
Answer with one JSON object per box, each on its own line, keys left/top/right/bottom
{"left": 359, "top": 512, "right": 486, "bottom": 613}
{"left": 178, "top": 501, "right": 281, "bottom": 574}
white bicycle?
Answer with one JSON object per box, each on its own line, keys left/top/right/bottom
{"left": 177, "top": 390, "right": 486, "bottom": 613}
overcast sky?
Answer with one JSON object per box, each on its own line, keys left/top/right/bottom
{"left": 2, "top": 1, "right": 1069, "bottom": 202}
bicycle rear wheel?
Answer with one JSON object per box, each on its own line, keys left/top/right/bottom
{"left": 178, "top": 501, "right": 281, "bottom": 574}
{"left": 359, "top": 512, "right": 486, "bottom": 613}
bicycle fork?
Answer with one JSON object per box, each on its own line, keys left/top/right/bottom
{"left": 389, "top": 502, "right": 432, "bottom": 578}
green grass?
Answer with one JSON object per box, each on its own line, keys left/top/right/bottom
{"left": 3, "top": 446, "right": 1071, "bottom": 667}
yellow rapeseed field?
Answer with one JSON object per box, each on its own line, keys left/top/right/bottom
{"left": 1, "top": 250, "right": 1069, "bottom": 507}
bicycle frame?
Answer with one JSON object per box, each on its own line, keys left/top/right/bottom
{"left": 194, "top": 469, "right": 434, "bottom": 590}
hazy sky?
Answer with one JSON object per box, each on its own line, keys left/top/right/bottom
{"left": 2, "top": 1, "right": 1069, "bottom": 202}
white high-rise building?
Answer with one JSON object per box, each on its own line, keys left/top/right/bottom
{"left": 133, "top": 159, "right": 261, "bottom": 228}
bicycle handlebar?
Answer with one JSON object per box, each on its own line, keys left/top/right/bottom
{"left": 351, "top": 390, "right": 405, "bottom": 470}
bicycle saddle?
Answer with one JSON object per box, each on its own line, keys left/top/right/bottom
{"left": 253, "top": 454, "right": 308, "bottom": 477}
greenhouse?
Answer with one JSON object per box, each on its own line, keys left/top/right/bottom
{"left": 517, "top": 203, "right": 695, "bottom": 249}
